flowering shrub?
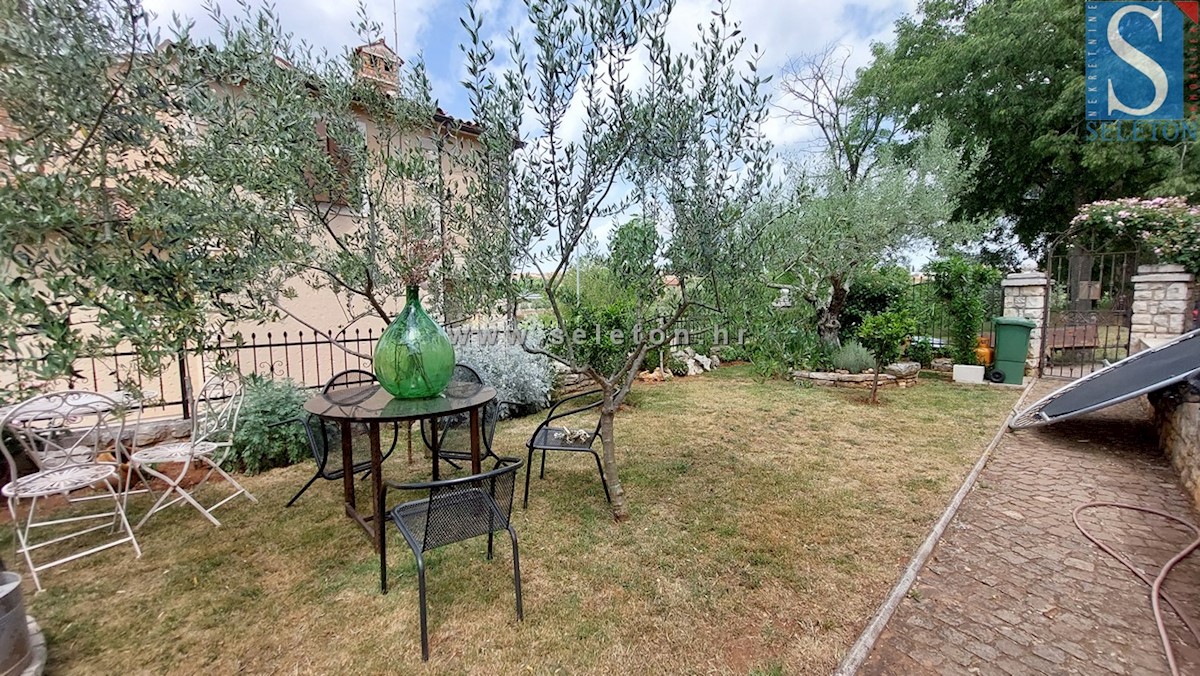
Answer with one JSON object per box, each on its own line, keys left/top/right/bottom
{"left": 1072, "top": 197, "right": 1200, "bottom": 275}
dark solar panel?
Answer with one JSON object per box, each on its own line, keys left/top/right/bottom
{"left": 1012, "top": 329, "right": 1200, "bottom": 428}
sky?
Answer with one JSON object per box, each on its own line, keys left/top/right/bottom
{"left": 143, "top": 0, "right": 916, "bottom": 149}
{"left": 141, "top": 0, "right": 922, "bottom": 257}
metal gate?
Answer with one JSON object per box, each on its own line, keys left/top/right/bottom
{"left": 1040, "top": 245, "right": 1140, "bottom": 378}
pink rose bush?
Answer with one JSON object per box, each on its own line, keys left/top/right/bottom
{"left": 1071, "top": 197, "right": 1200, "bottom": 275}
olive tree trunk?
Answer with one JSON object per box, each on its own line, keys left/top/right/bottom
{"left": 598, "top": 389, "right": 629, "bottom": 520}
{"left": 817, "top": 282, "right": 849, "bottom": 346}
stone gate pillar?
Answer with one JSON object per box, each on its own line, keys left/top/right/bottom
{"left": 1001, "top": 260, "right": 1049, "bottom": 375}
{"left": 1131, "top": 264, "right": 1195, "bottom": 350}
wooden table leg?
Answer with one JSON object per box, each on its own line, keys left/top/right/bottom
{"left": 470, "top": 407, "right": 482, "bottom": 474}
{"left": 430, "top": 416, "right": 440, "bottom": 481}
{"left": 371, "top": 422, "right": 386, "bottom": 594}
{"left": 341, "top": 420, "right": 355, "bottom": 512}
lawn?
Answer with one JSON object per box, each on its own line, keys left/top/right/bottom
{"left": 10, "top": 366, "right": 1019, "bottom": 674}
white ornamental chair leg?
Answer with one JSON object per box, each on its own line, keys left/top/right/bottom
{"left": 103, "top": 481, "right": 141, "bottom": 559}
{"left": 201, "top": 450, "right": 257, "bottom": 504}
{"left": 10, "top": 496, "right": 41, "bottom": 592}
{"left": 135, "top": 456, "right": 221, "bottom": 528}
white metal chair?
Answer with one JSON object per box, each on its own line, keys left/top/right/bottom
{"left": 0, "top": 391, "right": 142, "bottom": 591}
{"left": 126, "top": 373, "right": 255, "bottom": 527}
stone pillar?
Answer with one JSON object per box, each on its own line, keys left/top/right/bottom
{"left": 1000, "top": 260, "right": 1049, "bottom": 375}
{"left": 1131, "top": 264, "right": 1195, "bottom": 350}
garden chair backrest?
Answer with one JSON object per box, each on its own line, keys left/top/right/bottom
{"left": 190, "top": 374, "right": 244, "bottom": 449}
{"left": 421, "top": 363, "right": 499, "bottom": 454}
{"left": 0, "top": 391, "right": 126, "bottom": 475}
{"left": 308, "top": 369, "right": 377, "bottom": 469}
{"left": 400, "top": 457, "right": 522, "bottom": 553}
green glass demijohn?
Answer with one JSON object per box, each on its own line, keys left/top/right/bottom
{"left": 373, "top": 286, "right": 455, "bottom": 399}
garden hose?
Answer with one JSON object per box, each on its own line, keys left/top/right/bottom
{"left": 1072, "top": 502, "right": 1200, "bottom": 676}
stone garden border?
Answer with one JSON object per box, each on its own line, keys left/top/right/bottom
{"left": 792, "top": 362, "right": 921, "bottom": 390}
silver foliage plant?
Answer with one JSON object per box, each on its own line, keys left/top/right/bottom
{"left": 456, "top": 324, "right": 554, "bottom": 419}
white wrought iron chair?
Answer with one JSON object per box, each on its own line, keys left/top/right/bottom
{"left": 0, "top": 391, "right": 142, "bottom": 591}
{"left": 126, "top": 373, "right": 255, "bottom": 527}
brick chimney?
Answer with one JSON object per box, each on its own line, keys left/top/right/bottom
{"left": 353, "top": 39, "right": 402, "bottom": 94}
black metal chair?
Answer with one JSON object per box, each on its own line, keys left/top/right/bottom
{"left": 522, "top": 389, "right": 609, "bottom": 508}
{"left": 420, "top": 363, "right": 500, "bottom": 472}
{"left": 384, "top": 457, "right": 524, "bottom": 661}
{"left": 286, "top": 369, "right": 399, "bottom": 507}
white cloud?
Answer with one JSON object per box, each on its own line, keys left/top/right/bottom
{"left": 143, "top": 0, "right": 441, "bottom": 59}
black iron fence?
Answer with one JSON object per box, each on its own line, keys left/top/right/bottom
{"left": 199, "top": 329, "right": 378, "bottom": 388}
{"left": 2, "top": 328, "right": 383, "bottom": 419}
{"left": 2, "top": 346, "right": 191, "bottom": 414}
{"left": 905, "top": 281, "right": 1004, "bottom": 352}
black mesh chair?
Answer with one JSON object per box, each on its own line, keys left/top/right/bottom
{"left": 286, "top": 369, "right": 399, "bottom": 507}
{"left": 420, "top": 363, "right": 500, "bottom": 471}
{"left": 384, "top": 457, "right": 524, "bottom": 661}
{"left": 522, "top": 389, "right": 609, "bottom": 508}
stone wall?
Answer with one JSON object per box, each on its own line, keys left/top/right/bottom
{"left": 1131, "top": 264, "right": 1195, "bottom": 350}
{"left": 1150, "top": 379, "right": 1200, "bottom": 506}
{"left": 1000, "top": 264, "right": 1048, "bottom": 375}
{"left": 792, "top": 362, "right": 920, "bottom": 390}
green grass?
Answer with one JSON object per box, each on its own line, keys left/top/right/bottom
{"left": 7, "top": 365, "right": 1019, "bottom": 674}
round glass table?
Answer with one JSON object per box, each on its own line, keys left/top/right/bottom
{"left": 303, "top": 380, "right": 497, "bottom": 593}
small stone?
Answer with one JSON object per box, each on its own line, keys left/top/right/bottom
{"left": 886, "top": 361, "right": 921, "bottom": 378}
{"left": 931, "top": 357, "right": 954, "bottom": 372}
{"left": 170, "top": 419, "right": 193, "bottom": 438}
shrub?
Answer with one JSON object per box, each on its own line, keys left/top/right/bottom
{"left": 831, "top": 340, "right": 874, "bottom": 374}
{"left": 928, "top": 255, "right": 1001, "bottom": 365}
{"left": 455, "top": 323, "right": 555, "bottom": 419}
{"left": 666, "top": 353, "right": 689, "bottom": 376}
{"left": 905, "top": 337, "right": 935, "bottom": 367}
{"left": 842, "top": 265, "right": 912, "bottom": 339}
{"left": 227, "top": 376, "right": 310, "bottom": 475}
{"left": 858, "top": 310, "right": 917, "bottom": 403}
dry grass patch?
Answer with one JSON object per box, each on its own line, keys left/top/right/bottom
{"left": 9, "top": 366, "right": 1019, "bottom": 674}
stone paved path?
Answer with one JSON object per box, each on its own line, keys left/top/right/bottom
{"left": 861, "top": 380, "right": 1200, "bottom": 675}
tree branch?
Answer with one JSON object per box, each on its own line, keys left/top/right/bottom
{"left": 271, "top": 303, "right": 374, "bottom": 360}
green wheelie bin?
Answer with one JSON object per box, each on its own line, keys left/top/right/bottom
{"left": 990, "top": 317, "right": 1036, "bottom": 385}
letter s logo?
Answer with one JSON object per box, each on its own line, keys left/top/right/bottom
{"left": 1107, "top": 4, "right": 1169, "bottom": 116}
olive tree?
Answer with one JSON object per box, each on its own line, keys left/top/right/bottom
{"left": 463, "top": 0, "right": 772, "bottom": 519}
{"left": 183, "top": 4, "right": 505, "bottom": 342}
{"left": 0, "top": 0, "right": 292, "bottom": 397}
{"left": 761, "top": 122, "right": 986, "bottom": 345}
